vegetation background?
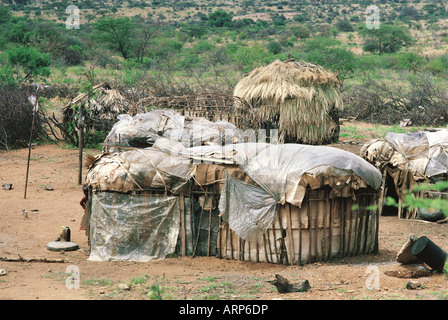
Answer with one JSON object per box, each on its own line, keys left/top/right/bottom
{"left": 0, "top": 0, "right": 448, "bottom": 149}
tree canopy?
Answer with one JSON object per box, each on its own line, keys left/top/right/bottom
{"left": 359, "top": 24, "right": 414, "bottom": 55}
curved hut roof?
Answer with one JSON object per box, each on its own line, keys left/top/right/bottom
{"left": 233, "top": 59, "right": 343, "bottom": 144}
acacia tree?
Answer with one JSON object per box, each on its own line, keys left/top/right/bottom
{"left": 95, "top": 17, "right": 135, "bottom": 59}
{"left": 134, "top": 18, "right": 162, "bottom": 64}
{"left": 208, "top": 9, "right": 233, "bottom": 28}
{"left": 359, "top": 24, "right": 414, "bottom": 55}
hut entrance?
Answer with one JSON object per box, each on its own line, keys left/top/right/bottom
{"left": 382, "top": 172, "right": 399, "bottom": 216}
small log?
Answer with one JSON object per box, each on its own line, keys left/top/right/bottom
{"left": 0, "top": 255, "right": 67, "bottom": 263}
{"left": 268, "top": 274, "right": 310, "bottom": 293}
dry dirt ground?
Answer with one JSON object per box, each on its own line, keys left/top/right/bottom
{"left": 0, "top": 124, "right": 447, "bottom": 302}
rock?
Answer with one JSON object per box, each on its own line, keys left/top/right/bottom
{"left": 405, "top": 280, "right": 422, "bottom": 290}
{"left": 384, "top": 264, "right": 432, "bottom": 279}
{"left": 44, "top": 185, "right": 54, "bottom": 191}
{"left": 47, "top": 241, "right": 79, "bottom": 252}
{"left": 2, "top": 183, "right": 12, "bottom": 190}
{"left": 118, "top": 283, "right": 131, "bottom": 290}
{"left": 418, "top": 208, "right": 445, "bottom": 222}
{"left": 268, "top": 274, "right": 310, "bottom": 293}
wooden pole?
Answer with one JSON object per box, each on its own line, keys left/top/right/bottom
{"left": 180, "top": 194, "right": 186, "bottom": 256}
{"left": 24, "top": 88, "right": 39, "bottom": 199}
{"left": 78, "top": 107, "right": 85, "bottom": 185}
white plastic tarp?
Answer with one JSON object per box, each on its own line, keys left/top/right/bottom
{"left": 103, "top": 110, "right": 237, "bottom": 151}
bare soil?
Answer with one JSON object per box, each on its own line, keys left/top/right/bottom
{"left": 0, "top": 129, "right": 447, "bottom": 301}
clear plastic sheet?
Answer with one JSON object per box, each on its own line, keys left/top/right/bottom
{"left": 88, "top": 192, "right": 181, "bottom": 262}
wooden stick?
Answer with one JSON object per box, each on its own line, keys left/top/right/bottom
{"left": 0, "top": 255, "right": 66, "bottom": 263}
{"left": 347, "top": 197, "right": 353, "bottom": 257}
{"left": 271, "top": 209, "right": 280, "bottom": 264}
{"left": 276, "top": 207, "right": 288, "bottom": 265}
{"left": 192, "top": 208, "right": 203, "bottom": 258}
{"left": 180, "top": 195, "right": 186, "bottom": 256}
{"left": 24, "top": 88, "right": 39, "bottom": 199}
{"left": 286, "top": 204, "right": 294, "bottom": 265}
{"left": 328, "top": 198, "right": 333, "bottom": 261}
{"left": 207, "top": 208, "right": 212, "bottom": 257}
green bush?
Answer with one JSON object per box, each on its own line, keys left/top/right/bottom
{"left": 266, "top": 41, "right": 282, "bottom": 54}
{"left": 290, "top": 24, "right": 311, "bottom": 39}
{"left": 208, "top": 9, "right": 233, "bottom": 28}
{"left": 6, "top": 46, "right": 51, "bottom": 82}
{"left": 423, "top": 55, "right": 448, "bottom": 75}
{"left": 193, "top": 41, "right": 214, "bottom": 53}
{"left": 335, "top": 20, "right": 354, "bottom": 32}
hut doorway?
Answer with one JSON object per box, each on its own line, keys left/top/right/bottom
{"left": 382, "top": 173, "right": 399, "bottom": 216}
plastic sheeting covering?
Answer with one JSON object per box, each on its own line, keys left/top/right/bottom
{"left": 87, "top": 140, "right": 382, "bottom": 245}
{"left": 219, "top": 178, "right": 277, "bottom": 242}
{"left": 88, "top": 192, "right": 181, "bottom": 262}
{"left": 196, "top": 143, "right": 382, "bottom": 241}
{"left": 362, "top": 130, "right": 448, "bottom": 178}
{"left": 86, "top": 143, "right": 194, "bottom": 194}
{"left": 102, "top": 110, "right": 238, "bottom": 152}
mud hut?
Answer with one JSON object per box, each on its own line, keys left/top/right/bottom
{"left": 82, "top": 112, "right": 382, "bottom": 264}
{"left": 233, "top": 59, "right": 343, "bottom": 144}
{"left": 361, "top": 129, "right": 448, "bottom": 221}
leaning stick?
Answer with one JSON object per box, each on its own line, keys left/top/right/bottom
{"left": 24, "top": 88, "right": 40, "bottom": 199}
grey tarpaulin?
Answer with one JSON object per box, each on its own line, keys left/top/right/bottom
{"left": 88, "top": 192, "right": 181, "bottom": 262}
{"left": 219, "top": 178, "right": 278, "bottom": 242}
{"left": 385, "top": 130, "right": 448, "bottom": 178}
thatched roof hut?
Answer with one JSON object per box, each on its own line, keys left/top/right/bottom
{"left": 60, "top": 82, "right": 139, "bottom": 146}
{"left": 61, "top": 82, "right": 133, "bottom": 127}
{"left": 233, "top": 59, "right": 344, "bottom": 144}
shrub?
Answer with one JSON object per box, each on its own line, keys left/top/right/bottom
{"left": 342, "top": 72, "right": 448, "bottom": 126}
{"left": 266, "top": 41, "right": 282, "bottom": 54}
{"left": 208, "top": 9, "right": 233, "bottom": 28}
{"left": 6, "top": 46, "right": 51, "bottom": 82}
{"left": 335, "top": 20, "right": 354, "bottom": 32}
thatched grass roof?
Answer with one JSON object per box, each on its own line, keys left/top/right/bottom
{"left": 233, "top": 59, "right": 344, "bottom": 144}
